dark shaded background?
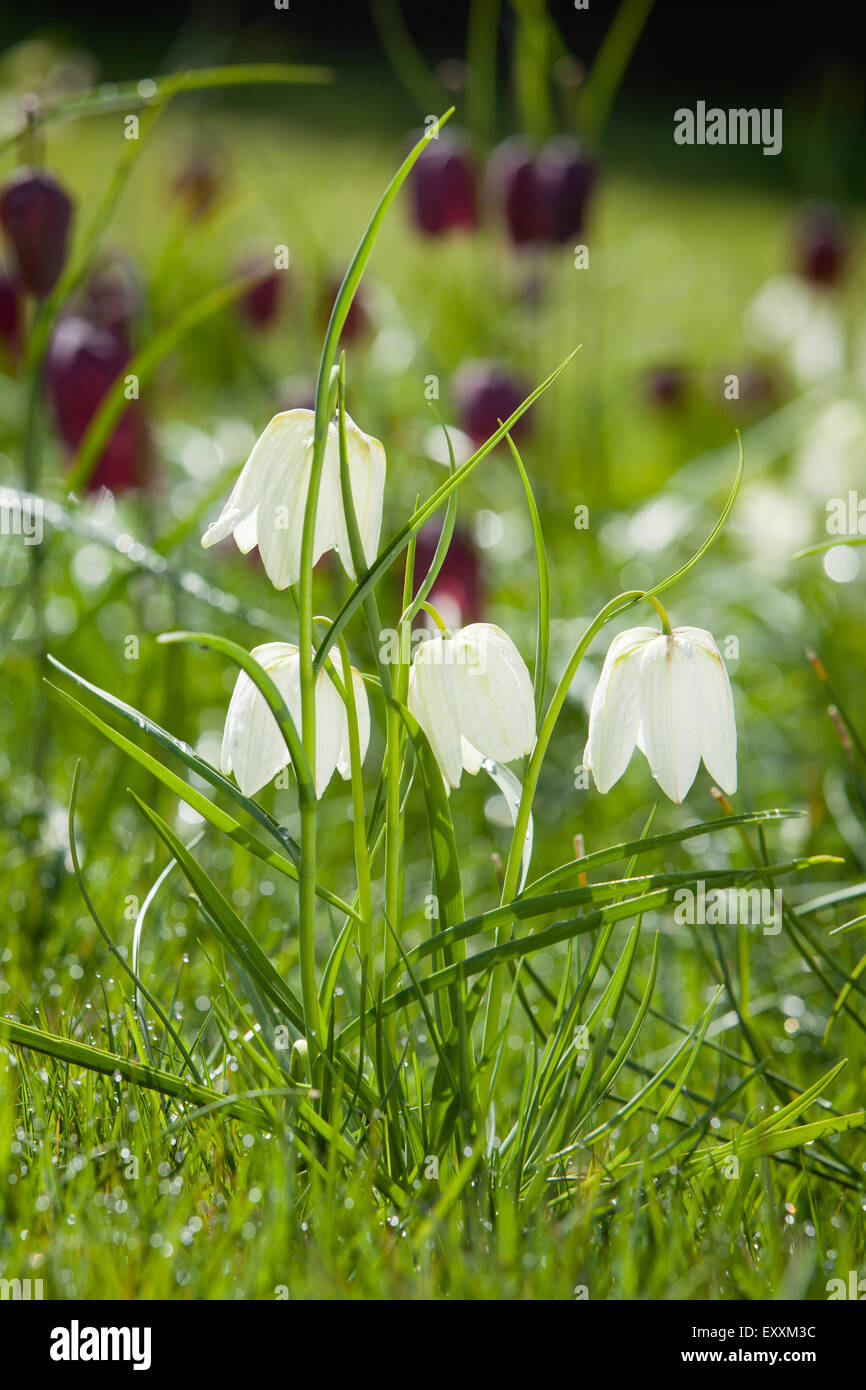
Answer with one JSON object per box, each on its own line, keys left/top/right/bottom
{"left": 1, "top": 1, "right": 863, "bottom": 95}
{"left": 2, "top": 2, "right": 864, "bottom": 195}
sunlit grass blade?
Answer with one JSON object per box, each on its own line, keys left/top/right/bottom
{"left": 522, "top": 809, "right": 804, "bottom": 897}
{"left": 504, "top": 432, "right": 549, "bottom": 722}
{"left": 0, "top": 64, "right": 333, "bottom": 155}
{"left": 46, "top": 652, "right": 298, "bottom": 857}
{"left": 0, "top": 1017, "right": 275, "bottom": 1126}
{"left": 130, "top": 792, "right": 306, "bottom": 1032}
{"left": 156, "top": 630, "right": 311, "bottom": 792}
{"left": 45, "top": 679, "right": 359, "bottom": 922}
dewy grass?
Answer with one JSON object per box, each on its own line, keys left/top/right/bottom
{"left": 1, "top": 64, "right": 865, "bottom": 1306}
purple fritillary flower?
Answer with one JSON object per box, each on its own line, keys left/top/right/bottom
{"left": 409, "top": 130, "right": 477, "bottom": 237}
{"left": 454, "top": 359, "right": 530, "bottom": 446}
{"left": 0, "top": 167, "right": 73, "bottom": 298}
{"left": 47, "top": 316, "right": 150, "bottom": 493}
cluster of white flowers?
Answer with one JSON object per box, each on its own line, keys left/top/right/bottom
{"left": 202, "top": 405, "right": 738, "bottom": 805}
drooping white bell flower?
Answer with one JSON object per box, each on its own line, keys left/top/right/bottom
{"left": 201, "top": 408, "right": 385, "bottom": 590}
{"left": 221, "top": 642, "right": 370, "bottom": 798}
{"left": 408, "top": 623, "right": 535, "bottom": 789}
{"left": 583, "top": 626, "right": 737, "bottom": 804}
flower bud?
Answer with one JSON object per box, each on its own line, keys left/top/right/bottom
{"left": 47, "top": 316, "right": 150, "bottom": 492}
{"left": 289, "top": 1038, "right": 308, "bottom": 1082}
{"left": 409, "top": 129, "right": 476, "bottom": 236}
{"left": 0, "top": 167, "right": 73, "bottom": 297}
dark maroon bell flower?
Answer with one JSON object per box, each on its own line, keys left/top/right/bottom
{"left": 236, "top": 254, "right": 283, "bottom": 330}
{"left": 413, "top": 523, "right": 483, "bottom": 627}
{"left": 793, "top": 204, "right": 849, "bottom": 287}
{"left": 409, "top": 129, "right": 476, "bottom": 237}
{"left": 535, "top": 138, "right": 596, "bottom": 244}
{"left": 487, "top": 137, "right": 548, "bottom": 246}
{"left": 454, "top": 360, "right": 530, "bottom": 446}
{"left": 642, "top": 365, "right": 688, "bottom": 410}
{"left": 488, "top": 136, "right": 596, "bottom": 248}
{"left": 0, "top": 167, "right": 73, "bottom": 298}
{"left": 0, "top": 274, "right": 22, "bottom": 360}
{"left": 47, "top": 316, "right": 150, "bottom": 493}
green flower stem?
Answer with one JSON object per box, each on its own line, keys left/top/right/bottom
{"left": 0, "top": 64, "right": 333, "bottom": 159}
{"left": 336, "top": 356, "right": 392, "bottom": 700}
{"left": 336, "top": 640, "right": 373, "bottom": 968}
{"left": 297, "top": 115, "right": 454, "bottom": 1082}
{"left": 419, "top": 600, "right": 447, "bottom": 634}
{"left": 480, "top": 590, "right": 644, "bottom": 1092}
{"left": 644, "top": 593, "right": 672, "bottom": 635}
{"left": 480, "top": 438, "right": 745, "bottom": 1096}
{"left": 383, "top": 533, "right": 416, "bottom": 1049}
{"left": 314, "top": 349, "right": 579, "bottom": 674}
{"left": 384, "top": 703, "right": 403, "bottom": 991}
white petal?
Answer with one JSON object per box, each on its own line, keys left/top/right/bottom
{"left": 583, "top": 627, "right": 657, "bottom": 793}
{"left": 678, "top": 628, "right": 737, "bottom": 794}
{"left": 636, "top": 633, "right": 704, "bottom": 803}
{"left": 408, "top": 635, "right": 463, "bottom": 789}
{"left": 332, "top": 415, "right": 387, "bottom": 580}
{"left": 332, "top": 661, "right": 371, "bottom": 782}
{"left": 232, "top": 507, "right": 260, "bottom": 555}
{"left": 220, "top": 644, "right": 300, "bottom": 796}
{"left": 254, "top": 412, "right": 328, "bottom": 590}
{"left": 203, "top": 408, "right": 385, "bottom": 593}
{"left": 460, "top": 737, "right": 485, "bottom": 775}
{"left": 313, "top": 668, "right": 348, "bottom": 798}
{"left": 450, "top": 624, "right": 535, "bottom": 768}
{"left": 251, "top": 641, "right": 300, "bottom": 666}
{"left": 219, "top": 639, "right": 372, "bottom": 800}
{"left": 201, "top": 428, "right": 277, "bottom": 550}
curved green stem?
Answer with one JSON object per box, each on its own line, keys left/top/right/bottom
{"left": 419, "top": 600, "right": 448, "bottom": 634}
{"left": 644, "top": 593, "right": 672, "bottom": 635}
